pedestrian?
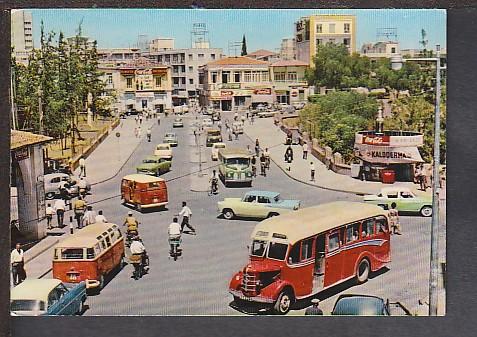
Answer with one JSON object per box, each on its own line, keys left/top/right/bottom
{"left": 234, "top": 112, "right": 238, "bottom": 121}
{"left": 135, "top": 115, "right": 139, "bottom": 125}
{"left": 134, "top": 127, "right": 138, "bottom": 138}
{"left": 77, "top": 177, "right": 87, "bottom": 198}
{"left": 389, "top": 203, "right": 402, "bottom": 235}
{"left": 250, "top": 114, "right": 255, "bottom": 125}
{"left": 58, "top": 179, "right": 70, "bottom": 200}
{"left": 137, "top": 126, "right": 142, "bottom": 138}
{"left": 79, "top": 156, "right": 86, "bottom": 177}
{"left": 147, "top": 127, "right": 152, "bottom": 142}
{"left": 73, "top": 196, "right": 87, "bottom": 229}
{"left": 284, "top": 145, "right": 293, "bottom": 171}
{"left": 255, "top": 138, "right": 260, "bottom": 157}
{"left": 251, "top": 156, "right": 257, "bottom": 177}
{"left": 416, "top": 164, "right": 425, "bottom": 191}
{"left": 217, "top": 120, "right": 222, "bottom": 130}
{"left": 305, "top": 299, "right": 323, "bottom": 316}
{"left": 95, "top": 210, "right": 108, "bottom": 223}
{"left": 228, "top": 130, "right": 233, "bottom": 142}
{"left": 310, "top": 162, "right": 316, "bottom": 182}
{"left": 157, "top": 114, "right": 161, "bottom": 125}
{"left": 260, "top": 153, "right": 267, "bottom": 177}
{"left": 53, "top": 198, "right": 66, "bottom": 228}
{"left": 303, "top": 141, "right": 308, "bottom": 160}
{"left": 179, "top": 201, "right": 195, "bottom": 234}
{"left": 83, "top": 205, "right": 97, "bottom": 227}
{"left": 241, "top": 114, "right": 246, "bottom": 124}
{"left": 139, "top": 114, "right": 143, "bottom": 125}
{"left": 46, "top": 203, "right": 54, "bottom": 229}
{"left": 246, "top": 111, "right": 249, "bottom": 119}
{"left": 11, "top": 243, "right": 25, "bottom": 286}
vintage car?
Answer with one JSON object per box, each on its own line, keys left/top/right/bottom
{"left": 331, "top": 294, "right": 411, "bottom": 316}
{"left": 44, "top": 173, "right": 91, "bottom": 200}
{"left": 162, "top": 132, "right": 178, "bottom": 147}
{"left": 363, "top": 187, "right": 432, "bottom": 217}
{"left": 121, "top": 174, "right": 168, "bottom": 211}
{"left": 154, "top": 143, "right": 173, "bottom": 160}
{"left": 136, "top": 155, "right": 171, "bottom": 176}
{"left": 211, "top": 142, "right": 226, "bottom": 161}
{"left": 172, "top": 118, "right": 184, "bottom": 128}
{"left": 206, "top": 129, "right": 223, "bottom": 147}
{"left": 202, "top": 118, "right": 213, "bottom": 128}
{"left": 11, "top": 279, "right": 87, "bottom": 316}
{"left": 217, "top": 190, "right": 300, "bottom": 220}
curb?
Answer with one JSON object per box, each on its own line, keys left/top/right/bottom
{"left": 242, "top": 128, "right": 367, "bottom": 196}
{"left": 24, "top": 237, "right": 60, "bottom": 264}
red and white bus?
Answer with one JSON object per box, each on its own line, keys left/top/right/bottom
{"left": 229, "top": 201, "right": 391, "bottom": 314}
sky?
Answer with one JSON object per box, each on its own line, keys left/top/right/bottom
{"left": 25, "top": 9, "right": 446, "bottom": 53}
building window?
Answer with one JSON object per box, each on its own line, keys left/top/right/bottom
{"left": 165, "top": 54, "right": 170, "bottom": 62}
{"left": 316, "top": 39, "right": 322, "bottom": 46}
{"left": 172, "top": 55, "right": 178, "bottom": 63}
{"left": 329, "top": 23, "right": 335, "bottom": 34}
{"left": 343, "top": 38, "right": 350, "bottom": 46}
{"left": 244, "top": 71, "right": 252, "bottom": 82}
{"left": 181, "top": 65, "right": 186, "bottom": 72}
{"left": 158, "top": 55, "right": 162, "bottom": 62}
{"left": 188, "top": 54, "right": 193, "bottom": 60}
{"left": 107, "top": 74, "right": 113, "bottom": 84}
{"left": 189, "top": 66, "right": 193, "bottom": 72}
{"left": 211, "top": 54, "right": 216, "bottom": 60}
{"left": 189, "top": 79, "right": 194, "bottom": 84}
{"left": 234, "top": 72, "right": 241, "bottom": 82}
{"left": 316, "top": 24, "right": 322, "bottom": 33}
{"left": 181, "top": 77, "right": 186, "bottom": 85}
{"left": 173, "top": 78, "right": 180, "bottom": 85}
{"left": 155, "top": 76, "right": 162, "bottom": 87}
{"left": 222, "top": 71, "right": 230, "bottom": 83}
{"left": 344, "top": 23, "right": 350, "bottom": 33}
{"left": 287, "top": 72, "right": 297, "bottom": 82}
{"left": 391, "top": 47, "right": 396, "bottom": 53}
{"left": 126, "top": 77, "right": 133, "bottom": 89}
{"left": 274, "top": 72, "right": 285, "bottom": 81}
{"left": 212, "top": 72, "right": 217, "bottom": 83}
{"left": 261, "top": 71, "right": 269, "bottom": 82}
{"left": 198, "top": 54, "right": 204, "bottom": 59}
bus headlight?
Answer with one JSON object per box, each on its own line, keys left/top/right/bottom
{"left": 245, "top": 171, "right": 252, "bottom": 177}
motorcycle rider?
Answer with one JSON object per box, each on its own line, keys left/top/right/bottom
{"left": 129, "top": 236, "right": 147, "bottom": 280}
{"left": 168, "top": 217, "right": 182, "bottom": 254}
{"left": 209, "top": 170, "right": 219, "bottom": 194}
{"left": 146, "top": 128, "right": 152, "bottom": 142}
{"left": 260, "top": 153, "right": 267, "bottom": 177}
{"left": 263, "top": 148, "right": 271, "bottom": 169}
{"left": 123, "top": 211, "right": 139, "bottom": 244}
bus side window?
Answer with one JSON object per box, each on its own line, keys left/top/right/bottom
{"left": 346, "top": 223, "right": 360, "bottom": 243}
{"left": 376, "top": 216, "right": 388, "bottom": 233}
{"left": 105, "top": 235, "right": 112, "bottom": 247}
{"left": 94, "top": 243, "right": 101, "bottom": 256}
{"left": 362, "top": 219, "right": 376, "bottom": 238}
{"left": 86, "top": 248, "right": 95, "bottom": 259}
{"left": 300, "top": 238, "right": 314, "bottom": 261}
{"left": 101, "top": 239, "right": 107, "bottom": 250}
{"left": 328, "top": 232, "right": 340, "bottom": 252}
{"left": 288, "top": 243, "right": 301, "bottom": 264}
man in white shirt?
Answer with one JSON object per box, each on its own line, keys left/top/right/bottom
{"left": 168, "top": 217, "right": 182, "bottom": 251}
{"left": 11, "top": 243, "right": 25, "bottom": 285}
{"left": 79, "top": 157, "right": 86, "bottom": 177}
{"left": 46, "top": 203, "right": 54, "bottom": 229}
{"left": 130, "top": 237, "right": 146, "bottom": 255}
{"left": 310, "top": 162, "right": 316, "bottom": 182}
{"left": 77, "top": 177, "right": 87, "bottom": 197}
{"left": 179, "top": 201, "right": 195, "bottom": 233}
{"left": 302, "top": 142, "right": 309, "bottom": 160}
{"left": 83, "top": 206, "right": 97, "bottom": 227}
{"left": 54, "top": 198, "right": 66, "bottom": 227}
{"left": 95, "top": 210, "right": 107, "bottom": 223}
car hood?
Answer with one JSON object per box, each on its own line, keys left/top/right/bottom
{"left": 245, "top": 259, "right": 282, "bottom": 273}
{"left": 137, "top": 163, "right": 159, "bottom": 170}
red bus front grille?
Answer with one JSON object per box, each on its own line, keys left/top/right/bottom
{"left": 241, "top": 273, "right": 259, "bottom": 294}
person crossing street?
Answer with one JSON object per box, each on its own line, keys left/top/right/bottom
{"left": 73, "top": 196, "right": 87, "bottom": 229}
{"left": 179, "top": 201, "right": 195, "bottom": 234}
{"left": 53, "top": 198, "right": 66, "bottom": 228}
{"left": 11, "top": 243, "right": 25, "bottom": 286}
{"left": 46, "top": 203, "right": 54, "bottom": 229}
{"left": 79, "top": 156, "right": 86, "bottom": 177}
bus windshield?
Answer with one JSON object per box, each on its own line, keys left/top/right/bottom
{"left": 250, "top": 240, "right": 267, "bottom": 257}
{"left": 226, "top": 158, "right": 249, "bottom": 166}
{"left": 267, "top": 242, "right": 288, "bottom": 260}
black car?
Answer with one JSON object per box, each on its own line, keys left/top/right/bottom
{"left": 331, "top": 294, "right": 411, "bottom": 316}
{"left": 126, "top": 109, "right": 139, "bottom": 116}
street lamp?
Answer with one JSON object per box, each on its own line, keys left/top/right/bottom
{"left": 394, "top": 45, "right": 444, "bottom": 316}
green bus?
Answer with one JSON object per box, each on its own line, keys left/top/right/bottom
{"left": 218, "top": 148, "right": 253, "bottom": 187}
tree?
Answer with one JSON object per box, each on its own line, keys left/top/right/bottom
{"left": 241, "top": 35, "right": 247, "bottom": 56}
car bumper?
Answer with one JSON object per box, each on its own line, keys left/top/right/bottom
{"left": 140, "top": 201, "right": 168, "bottom": 209}
{"left": 225, "top": 178, "right": 252, "bottom": 183}
{"left": 229, "top": 289, "right": 275, "bottom": 304}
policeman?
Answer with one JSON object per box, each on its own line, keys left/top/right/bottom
{"left": 305, "top": 299, "right": 323, "bottom": 315}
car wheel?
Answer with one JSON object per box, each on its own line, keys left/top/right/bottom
{"left": 223, "top": 209, "right": 235, "bottom": 220}
{"left": 273, "top": 289, "right": 294, "bottom": 315}
{"left": 45, "top": 192, "right": 56, "bottom": 200}
{"left": 420, "top": 206, "right": 433, "bottom": 217}
{"left": 356, "top": 258, "right": 370, "bottom": 284}
{"left": 267, "top": 212, "right": 279, "bottom": 218}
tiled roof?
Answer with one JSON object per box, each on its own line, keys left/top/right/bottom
{"left": 247, "top": 49, "right": 277, "bottom": 57}
{"left": 270, "top": 60, "right": 309, "bottom": 67}
{"left": 206, "top": 56, "right": 269, "bottom": 67}
{"left": 11, "top": 130, "right": 52, "bottom": 150}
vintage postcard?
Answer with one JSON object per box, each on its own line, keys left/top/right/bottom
{"left": 9, "top": 8, "right": 446, "bottom": 316}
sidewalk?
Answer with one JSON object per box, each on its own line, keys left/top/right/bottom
{"left": 244, "top": 118, "right": 431, "bottom": 196}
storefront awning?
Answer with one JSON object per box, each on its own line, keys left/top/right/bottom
{"left": 354, "top": 144, "right": 424, "bottom": 164}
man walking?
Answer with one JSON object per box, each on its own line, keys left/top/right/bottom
{"left": 302, "top": 141, "right": 308, "bottom": 160}
{"left": 310, "top": 162, "right": 316, "bottom": 182}
{"left": 79, "top": 156, "right": 86, "bottom": 178}
{"left": 95, "top": 210, "right": 108, "bottom": 223}
{"left": 179, "top": 201, "right": 195, "bottom": 234}
{"left": 305, "top": 299, "right": 323, "bottom": 315}
{"left": 83, "top": 205, "right": 97, "bottom": 227}
{"left": 389, "top": 203, "right": 402, "bottom": 235}
{"left": 74, "top": 196, "right": 87, "bottom": 229}
{"left": 46, "top": 203, "right": 54, "bottom": 229}
{"left": 11, "top": 243, "right": 25, "bottom": 286}
{"left": 54, "top": 198, "right": 66, "bottom": 228}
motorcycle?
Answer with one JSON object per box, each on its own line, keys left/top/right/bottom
{"left": 168, "top": 235, "right": 182, "bottom": 261}
{"left": 130, "top": 252, "right": 149, "bottom": 280}
{"left": 209, "top": 178, "right": 219, "bottom": 195}
{"left": 125, "top": 229, "right": 138, "bottom": 248}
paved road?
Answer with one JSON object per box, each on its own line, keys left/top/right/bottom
{"left": 41, "top": 112, "right": 446, "bottom": 316}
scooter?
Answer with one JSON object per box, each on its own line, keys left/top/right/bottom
{"left": 130, "top": 252, "right": 149, "bottom": 280}
{"left": 168, "top": 235, "right": 182, "bottom": 261}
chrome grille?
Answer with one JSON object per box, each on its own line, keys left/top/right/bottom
{"left": 241, "top": 272, "right": 259, "bottom": 292}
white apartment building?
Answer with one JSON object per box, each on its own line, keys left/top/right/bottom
{"left": 361, "top": 41, "right": 400, "bottom": 59}
{"left": 280, "top": 38, "right": 296, "bottom": 60}
{"left": 11, "top": 10, "right": 34, "bottom": 65}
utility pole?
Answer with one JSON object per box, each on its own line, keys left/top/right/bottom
{"left": 38, "top": 88, "right": 43, "bottom": 134}
{"left": 428, "top": 44, "right": 441, "bottom": 316}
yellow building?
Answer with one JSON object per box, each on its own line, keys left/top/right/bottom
{"left": 295, "top": 14, "right": 356, "bottom": 66}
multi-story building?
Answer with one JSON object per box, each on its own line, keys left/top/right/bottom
{"left": 199, "top": 56, "right": 274, "bottom": 111}
{"left": 295, "top": 14, "right": 356, "bottom": 65}
{"left": 149, "top": 38, "right": 175, "bottom": 52}
{"left": 98, "top": 48, "right": 142, "bottom": 65}
{"left": 269, "top": 60, "right": 309, "bottom": 104}
{"left": 360, "top": 41, "right": 400, "bottom": 60}
{"left": 246, "top": 49, "right": 280, "bottom": 62}
{"left": 11, "top": 10, "right": 34, "bottom": 65}
{"left": 99, "top": 57, "right": 172, "bottom": 113}
{"left": 280, "top": 38, "right": 296, "bottom": 60}
{"left": 144, "top": 44, "right": 223, "bottom": 106}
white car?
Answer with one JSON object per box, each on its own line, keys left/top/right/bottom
{"left": 44, "top": 173, "right": 90, "bottom": 200}
{"left": 202, "top": 118, "right": 213, "bottom": 128}
{"left": 211, "top": 142, "right": 226, "bottom": 161}
{"left": 154, "top": 143, "right": 173, "bottom": 160}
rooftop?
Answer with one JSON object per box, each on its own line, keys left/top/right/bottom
{"left": 11, "top": 130, "right": 52, "bottom": 150}
{"left": 247, "top": 49, "right": 278, "bottom": 57}
{"left": 206, "top": 56, "right": 269, "bottom": 67}
{"left": 270, "top": 60, "right": 309, "bottom": 67}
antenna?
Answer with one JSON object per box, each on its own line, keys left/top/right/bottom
{"left": 191, "top": 23, "right": 210, "bottom": 48}
{"left": 228, "top": 41, "right": 242, "bottom": 57}
{"left": 376, "top": 28, "right": 398, "bottom": 42}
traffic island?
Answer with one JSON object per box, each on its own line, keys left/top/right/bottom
{"left": 190, "top": 172, "right": 210, "bottom": 192}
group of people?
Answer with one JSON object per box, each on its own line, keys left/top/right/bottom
{"left": 73, "top": 196, "right": 108, "bottom": 229}
{"left": 250, "top": 138, "right": 271, "bottom": 177}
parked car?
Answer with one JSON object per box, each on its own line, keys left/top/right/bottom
{"left": 202, "top": 118, "right": 213, "bottom": 128}
{"left": 126, "top": 108, "right": 139, "bottom": 116}
{"left": 363, "top": 187, "right": 433, "bottom": 217}
{"left": 154, "top": 143, "right": 173, "bottom": 160}
{"left": 211, "top": 142, "right": 226, "bottom": 161}
{"left": 217, "top": 190, "right": 300, "bottom": 220}
{"left": 136, "top": 155, "right": 171, "bottom": 176}
{"left": 206, "top": 129, "right": 223, "bottom": 147}
{"left": 11, "top": 279, "right": 87, "bottom": 316}
{"left": 172, "top": 118, "right": 184, "bottom": 128}
{"left": 44, "top": 173, "right": 91, "bottom": 200}
{"left": 163, "top": 132, "right": 178, "bottom": 147}
{"left": 331, "top": 294, "right": 411, "bottom": 316}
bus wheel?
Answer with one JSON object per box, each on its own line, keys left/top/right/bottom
{"left": 356, "top": 259, "right": 370, "bottom": 284}
{"left": 420, "top": 206, "right": 433, "bottom": 217}
{"left": 223, "top": 209, "right": 235, "bottom": 220}
{"left": 273, "top": 289, "right": 294, "bottom": 315}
